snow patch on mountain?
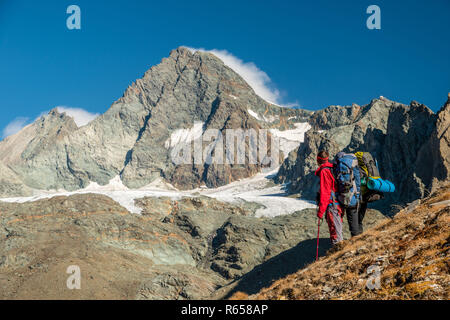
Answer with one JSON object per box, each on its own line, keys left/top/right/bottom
{"left": 270, "top": 122, "right": 311, "bottom": 156}
{"left": 0, "top": 169, "right": 316, "bottom": 217}
{"left": 193, "top": 168, "right": 316, "bottom": 217}
{"left": 247, "top": 109, "right": 278, "bottom": 123}
{"left": 270, "top": 122, "right": 311, "bottom": 141}
{"left": 247, "top": 109, "right": 262, "bottom": 121}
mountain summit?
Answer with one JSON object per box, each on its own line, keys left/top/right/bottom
{"left": 0, "top": 47, "right": 309, "bottom": 196}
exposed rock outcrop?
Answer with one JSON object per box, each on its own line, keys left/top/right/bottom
{"left": 309, "top": 104, "right": 361, "bottom": 130}
{"left": 276, "top": 95, "right": 450, "bottom": 211}
{"left": 0, "top": 109, "right": 78, "bottom": 195}
{"left": 423, "top": 94, "right": 450, "bottom": 191}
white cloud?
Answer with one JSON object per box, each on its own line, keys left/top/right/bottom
{"left": 282, "top": 101, "right": 301, "bottom": 108}
{"left": 55, "top": 106, "right": 99, "bottom": 127}
{"left": 2, "top": 117, "right": 30, "bottom": 138}
{"left": 1, "top": 107, "right": 99, "bottom": 139}
{"left": 185, "top": 47, "right": 299, "bottom": 108}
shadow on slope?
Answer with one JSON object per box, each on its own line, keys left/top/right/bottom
{"left": 223, "top": 237, "right": 332, "bottom": 298}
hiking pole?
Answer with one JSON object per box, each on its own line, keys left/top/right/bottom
{"left": 316, "top": 218, "right": 322, "bottom": 261}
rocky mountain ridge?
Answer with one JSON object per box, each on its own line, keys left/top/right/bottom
{"left": 0, "top": 47, "right": 310, "bottom": 197}
{"left": 276, "top": 94, "right": 450, "bottom": 212}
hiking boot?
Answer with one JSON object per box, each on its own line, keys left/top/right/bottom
{"left": 327, "top": 241, "right": 345, "bottom": 254}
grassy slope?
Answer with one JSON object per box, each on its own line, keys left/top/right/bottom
{"left": 231, "top": 184, "right": 450, "bottom": 300}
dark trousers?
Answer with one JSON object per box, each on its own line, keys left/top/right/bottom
{"left": 345, "top": 202, "right": 368, "bottom": 237}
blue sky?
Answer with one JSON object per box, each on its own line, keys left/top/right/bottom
{"left": 0, "top": 0, "right": 449, "bottom": 137}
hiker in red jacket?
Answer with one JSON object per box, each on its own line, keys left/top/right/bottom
{"left": 315, "top": 150, "right": 343, "bottom": 245}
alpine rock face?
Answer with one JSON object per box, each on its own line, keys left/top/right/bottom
{"left": 0, "top": 47, "right": 447, "bottom": 210}
{"left": 0, "top": 47, "right": 310, "bottom": 196}
{"left": 276, "top": 94, "right": 450, "bottom": 211}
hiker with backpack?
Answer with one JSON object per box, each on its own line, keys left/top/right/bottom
{"left": 334, "top": 151, "right": 391, "bottom": 237}
{"left": 333, "top": 151, "right": 364, "bottom": 237}
{"left": 314, "top": 149, "right": 395, "bottom": 258}
{"left": 315, "top": 150, "right": 343, "bottom": 246}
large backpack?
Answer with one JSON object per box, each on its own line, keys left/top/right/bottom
{"left": 333, "top": 152, "right": 361, "bottom": 207}
{"left": 355, "top": 151, "right": 380, "bottom": 180}
{"left": 355, "top": 151, "right": 384, "bottom": 203}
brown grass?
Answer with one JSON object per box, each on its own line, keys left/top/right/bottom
{"left": 248, "top": 183, "right": 450, "bottom": 300}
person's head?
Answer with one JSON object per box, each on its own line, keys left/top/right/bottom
{"left": 317, "top": 150, "right": 329, "bottom": 165}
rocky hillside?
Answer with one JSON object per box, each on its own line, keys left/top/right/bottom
{"left": 0, "top": 47, "right": 310, "bottom": 196}
{"left": 235, "top": 183, "right": 450, "bottom": 300}
{"left": 276, "top": 94, "right": 450, "bottom": 212}
{"left": 0, "top": 192, "right": 384, "bottom": 299}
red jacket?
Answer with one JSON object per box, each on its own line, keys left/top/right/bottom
{"left": 315, "top": 162, "right": 337, "bottom": 219}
